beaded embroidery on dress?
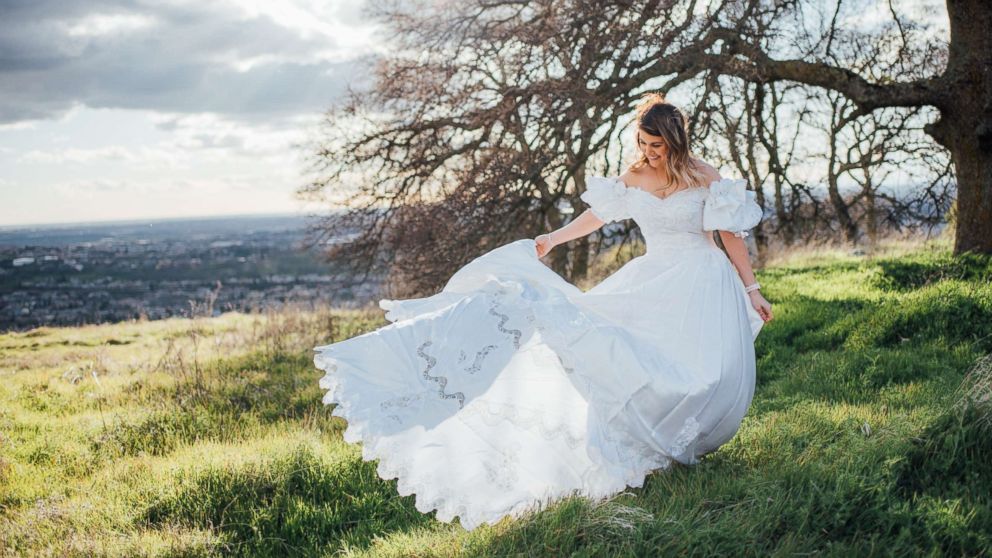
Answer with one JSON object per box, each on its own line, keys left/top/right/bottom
{"left": 314, "top": 175, "right": 765, "bottom": 530}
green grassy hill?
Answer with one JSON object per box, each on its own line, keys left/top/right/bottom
{"left": 1, "top": 240, "right": 990, "bottom": 556}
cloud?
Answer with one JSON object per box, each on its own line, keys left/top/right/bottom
{"left": 150, "top": 110, "right": 321, "bottom": 160}
{"left": 6, "top": 109, "right": 314, "bottom": 173}
{"left": 20, "top": 146, "right": 140, "bottom": 164}
{"left": 0, "top": 0, "right": 377, "bottom": 124}
{"left": 61, "top": 12, "right": 156, "bottom": 37}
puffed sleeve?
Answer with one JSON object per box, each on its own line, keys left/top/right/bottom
{"left": 702, "top": 177, "right": 763, "bottom": 238}
{"left": 579, "top": 176, "right": 631, "bottom": 223}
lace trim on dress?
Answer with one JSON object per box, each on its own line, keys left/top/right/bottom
{"left": 487, "top": 296, "right": 522, "bottom": 349}
{"left": 667, "top": 417, "right": 701, "bottom": 461}
{"left": 379, "top": 392, "right": 426, "bottom": 424}
{"left": 315, "top": 278, "right": 701, "bottom": 530}
{"left": 459, "top": 399, "right": 584, "bottom": 449}
{"left": 463, "top": 344, "right": 498, "bottom": 374}
{"left": 335, "top": 386, "right": 594, "bottom": 531}
{"left": 482, "top": 440, "right": 523, "bottom": 492}
{"left": 417, "top": 340, "right": 466, "bottom": 409}
{"left": 368, "top": 435, "right": 540, "bottom": 530}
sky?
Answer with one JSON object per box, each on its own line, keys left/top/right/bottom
{"left": 0, "top": 0, "right": 380, "bottom": 227}
{"left": 0, "top": 0, "right": 949, "bottom": 228}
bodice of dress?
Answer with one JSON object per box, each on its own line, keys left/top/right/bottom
{"left": 579, "top": 176, "right": 763, "bottom": 254}
{"left": 625, "top": 186, "right": 713, "bottom": 251}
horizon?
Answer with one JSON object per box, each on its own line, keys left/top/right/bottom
{"left": 0, "top": 209, "right": 320, "bottom": 232}
{"left": 0, "top": 174, "right": 943, "bottom": 232}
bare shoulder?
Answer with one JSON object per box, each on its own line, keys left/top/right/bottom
{"left": 691, "top": 158, "right": 722, "bottom": 187}
{"left": 618, "top": 168, "right": 642, "bottom": 187}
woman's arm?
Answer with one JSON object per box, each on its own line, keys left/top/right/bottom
{"left": 548, "top": 209, "right": 606, "bottom": 245}
{"left": 717, "top": 231, "right": 756, "bottom": 285}
{"left": 535, "top": 209, "right": 605, "bottom": 258}
{"left": 538, "top": 170, "right": 638, "bottom": 257}
{"left": 718, "top": 231, "right": 773, "bottom": 322}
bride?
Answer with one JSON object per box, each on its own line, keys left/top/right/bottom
{"left": 314, "top": 92, "right": 773, "bottom": 531}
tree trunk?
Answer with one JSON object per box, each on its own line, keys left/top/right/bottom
{"left": 935, "top": 0, "right": 992, "bottom": 254}
{"left": 865, "top": 184, "right": 878, "bottom": 253}
{"left": 569, "top": 235, "right": 590, "bottom": 282}
{"left": 947, "top": 133, "right": 992, "bottom": 255}
{"left": 544, "top": 195, "right": 570, "bottom": 276}
{"left": 567, "top": 167, "right": 591, "bottom": 282}
{"left": 827, "top": 174, "right": 859, "bottom": 243}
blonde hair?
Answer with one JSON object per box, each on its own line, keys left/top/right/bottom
{"left": 626, "top": 92, "right": 706, "bottom": 190}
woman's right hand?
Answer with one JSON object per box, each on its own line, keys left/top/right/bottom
{"left": 534, "top": 233, "right": 555, "bottom": 258}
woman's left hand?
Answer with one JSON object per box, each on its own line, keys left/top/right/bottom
{"left": 749, "top": 290, "right": 773, "bottom": 322}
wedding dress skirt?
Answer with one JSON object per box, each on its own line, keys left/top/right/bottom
{"left": 314, "top": 176, "right": 765, "bottom": 530}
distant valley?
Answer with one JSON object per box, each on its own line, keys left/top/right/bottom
{"left": 0, "top": 214, "right": 380, "bottom": 331}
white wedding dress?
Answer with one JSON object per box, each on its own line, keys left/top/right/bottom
{"left": 314, "top": 175, "right": 765, "bottom": 530}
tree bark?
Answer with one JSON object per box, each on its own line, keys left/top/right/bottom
{"left": 931, "top": 0, "right": 992, "bottom": 254}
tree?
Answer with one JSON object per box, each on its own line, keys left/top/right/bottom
{"left": 302, "top": 0, "right": 981, "bottom": 297}
{"left": 692, "top": 0, "right": 985, "bottom": 254}
{"left": 816, "top": 91, "right": 951, "bottom": 249}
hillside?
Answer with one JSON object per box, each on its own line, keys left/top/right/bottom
{"left": 1, "top": 240, "right": 990, "bottom": 556}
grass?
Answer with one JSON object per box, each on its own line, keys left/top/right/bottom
{"left": 1, "top": 237, "right": 990, "bottom": 556}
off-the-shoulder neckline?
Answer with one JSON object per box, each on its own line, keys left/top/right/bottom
{"left": 610, "top": 176, "right": 712, "bottom": 204}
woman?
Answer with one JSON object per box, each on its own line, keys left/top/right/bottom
{"left": 314, "top": 92, "right": 772, "bottom": 531}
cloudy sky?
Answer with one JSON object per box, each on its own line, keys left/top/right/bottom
{"left": 0, "top": 0, "right": 380, "bottom": 227}
{"left": 0, "top": 1, "right": 950, "bottom": 228}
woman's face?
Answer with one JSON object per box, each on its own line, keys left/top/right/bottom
{"left": 637, "top": 129, "right": 668, "bottom": 167}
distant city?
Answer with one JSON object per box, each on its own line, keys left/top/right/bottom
{"left": 0, "top": 214, "right": 382, "bottom": 331}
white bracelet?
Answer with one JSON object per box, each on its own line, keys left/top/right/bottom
{"left": 744, "top": 282, "right": 761, "bottom": 293}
